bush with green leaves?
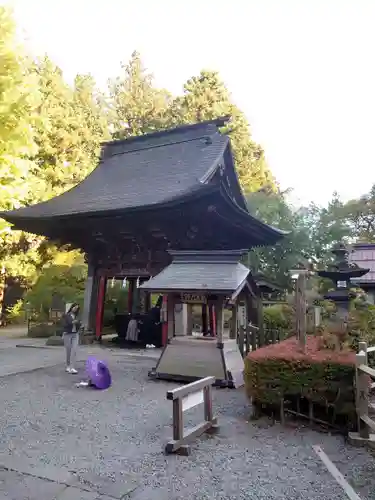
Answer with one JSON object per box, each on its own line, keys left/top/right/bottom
{"left": 7, "top": 251, "right": 87, "bottom": 323}
{"left": 244, "top": 335, "right": 357, "bottom": 424}
{"left": 263, "top": 303, "right": 293, "bottom": 334}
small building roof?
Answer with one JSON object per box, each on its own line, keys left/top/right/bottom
{"left": 253, "top": 273, "right": 285, "bottom": 293}
{"left": 139, "top": 250, "right": 251, "bottom": 295}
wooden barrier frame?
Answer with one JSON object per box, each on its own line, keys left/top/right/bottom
{"left": 165, "top": 376, "right": 219, "bottom": 455}
{"left": 349, "top": 341, "right": 375, "bottom": 446}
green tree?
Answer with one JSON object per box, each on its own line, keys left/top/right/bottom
{"left": 0, "top": 7, "right": 43, "bottom": 281}
{"left": 22, "top": 251, "right": 87, "bottom": 320}
{"left": 298, "top": 195, "right": 351, "bottom": 263}
{"left": 326, "top": 186, "right": 375, "bottom": 243}
{"left": 108, "top": 51, "right": 172, "bottom": 139}
{"left": 245, "top": 188, "right": 356, "bottom": 290}
{"left": 1, "top": 57, "right": 109, "bottom": 283}
{"left": 170, "top": 70, "right": 275, "bottom": 192}
{"left": 246, "top": 190, "right": 312, "bottom": 288}
{"left": 0, "top": 7, "right": 40, "bottom": 213}
{"left": 0, "top": 24, "right": 110, "bottom": 319}
{"left": 31, "top": 57, "right": 109, "bottom": 194}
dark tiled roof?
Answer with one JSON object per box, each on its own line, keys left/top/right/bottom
{"left": 2, "top": 121, "right": 228, "bottom": 219}
{"left": 0, "top": 118, "right": 287, "bottom": 248}
{"left": 140, "top": 250, "right": 250, "bottom": 293}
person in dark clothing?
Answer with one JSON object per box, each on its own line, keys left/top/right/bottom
{"left": 62, "top": 303, "right": 81, "bottom": 374}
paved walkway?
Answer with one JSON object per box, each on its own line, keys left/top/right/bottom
{"left": 0, "top": 328, "right": 160, "bottom": 377}
{"left": 0, "top": 336, "right": 374, "bottom": 499}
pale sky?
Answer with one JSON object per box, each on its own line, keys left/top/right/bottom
{"left": 8, "top": 0, "right": 375, "bottom": 206}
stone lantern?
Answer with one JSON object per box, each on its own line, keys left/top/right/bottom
{"left": 317, "top": 242, "right": 369, "bottom": 322}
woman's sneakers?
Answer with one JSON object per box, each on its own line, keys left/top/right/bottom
{"left": 66, "top": 367, "right": 78, "bottom": 374}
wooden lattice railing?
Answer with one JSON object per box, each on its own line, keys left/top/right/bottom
{"left": 353, "top": 341, "right": 375, "bottom": 442}
{"left": 238, "top": 324, "right": 282, "bottom": 357}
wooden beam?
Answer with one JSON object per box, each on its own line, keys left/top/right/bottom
{"left": 230, "top": 306, "right": 237, "bottom": 340}
{"left": 165, "top": 376, "right": 218, "bottom": 455}
{"left": 312, "top": 446, "right": 362, "bottom": 500}
{"left": 167, "top": 376, "right": 215, "bottom": 400}
{"left": 361, "top": 414, "right": 375, "bottom": 433}
{"left": 167, "top": 294, "right": 175, "bottom": 340}
{"left": 356, "top": 350, "right": 370, "bottom": 439}
{"left": 165, "top": 419, "right": 218, "bottom": 455}
{"left": 215, "top": 300, "right": 224, "bottom": 344}
{"left": 359, "top": 364, "right": 375, "bottom": 378}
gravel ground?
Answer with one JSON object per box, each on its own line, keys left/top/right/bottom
{"left": 0, "top": 354, "right": 374, "bottom": 500}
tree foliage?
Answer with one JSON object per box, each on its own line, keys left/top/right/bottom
{"left": 31, "top": 57, "right": 110, "bottom": 194}
{"left": 108, "top": 51, "right": 172, "bottom": 139}
{"left": 0, "top": 7, "right": 40, "bottom": 212}
{"left": 246, "top": 190, "right": 312, "bottom": 288}
{"left": 21, "top": 251, "right": 87, "bottom": 320}
{"left": 246, "top": 189, "right": 359, "bottom": 289}
{"left": 0, "top": 11, "right": 111, "bottom": 301}
{"left": 324, "top": 186, "right": 375, "bottom": 243}
{"left": 170, "top": 70, "right": 275, "bottom": 193}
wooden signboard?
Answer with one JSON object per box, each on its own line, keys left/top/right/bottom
{"left": 180, "top": 293, "right": 207, "bottom": 304}
{"left": 165, "top": 376, "right": 219, "bottom": 455}
{"left": 238, "top": 304, "right": 246, "bottom": 327}
{"left": 182, "top": 390, "right": 204, "bottom": 412}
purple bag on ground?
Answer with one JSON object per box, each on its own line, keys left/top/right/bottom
{"left": 85, "top": 356, "right": 111, "bottom": 390}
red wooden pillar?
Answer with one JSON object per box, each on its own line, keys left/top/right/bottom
{"left": 161, "top": 295, "right": 168, "bottom": 346}
{"left": 95, "top": 276, "right": 106, "bottom": 339}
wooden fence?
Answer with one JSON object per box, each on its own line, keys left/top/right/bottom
{"left": 238, "top": 324, "right": 282, "bottom": 357}
{"left": 165, "top": 376, "right": 219, "bottom": 455}
{"left": 349, "top": 341, "right": 375, "bottom": 446}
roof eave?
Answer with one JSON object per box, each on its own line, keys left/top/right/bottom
{"left": 217, "top": 187, "right": 289, "bottom": 245}
{"left": 0, "top": 183, "right": 218, "bottom": 230}
{"left": 138, "top": 285, "right": 236, "bottom": 294}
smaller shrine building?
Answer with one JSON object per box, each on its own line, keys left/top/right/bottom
{"left": 349, "top": 243, "right": 375, "bottom": 303}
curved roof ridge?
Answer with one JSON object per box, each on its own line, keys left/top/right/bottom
{"left": 102, "top": 116, "right": 231, "bottom": 148}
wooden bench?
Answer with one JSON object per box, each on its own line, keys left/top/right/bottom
{"left": 165, "top": 376, "right": 219, "bottom": 455}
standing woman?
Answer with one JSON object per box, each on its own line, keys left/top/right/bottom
{"left": 63, "top": 303, "right": 81, "bottom": 374}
